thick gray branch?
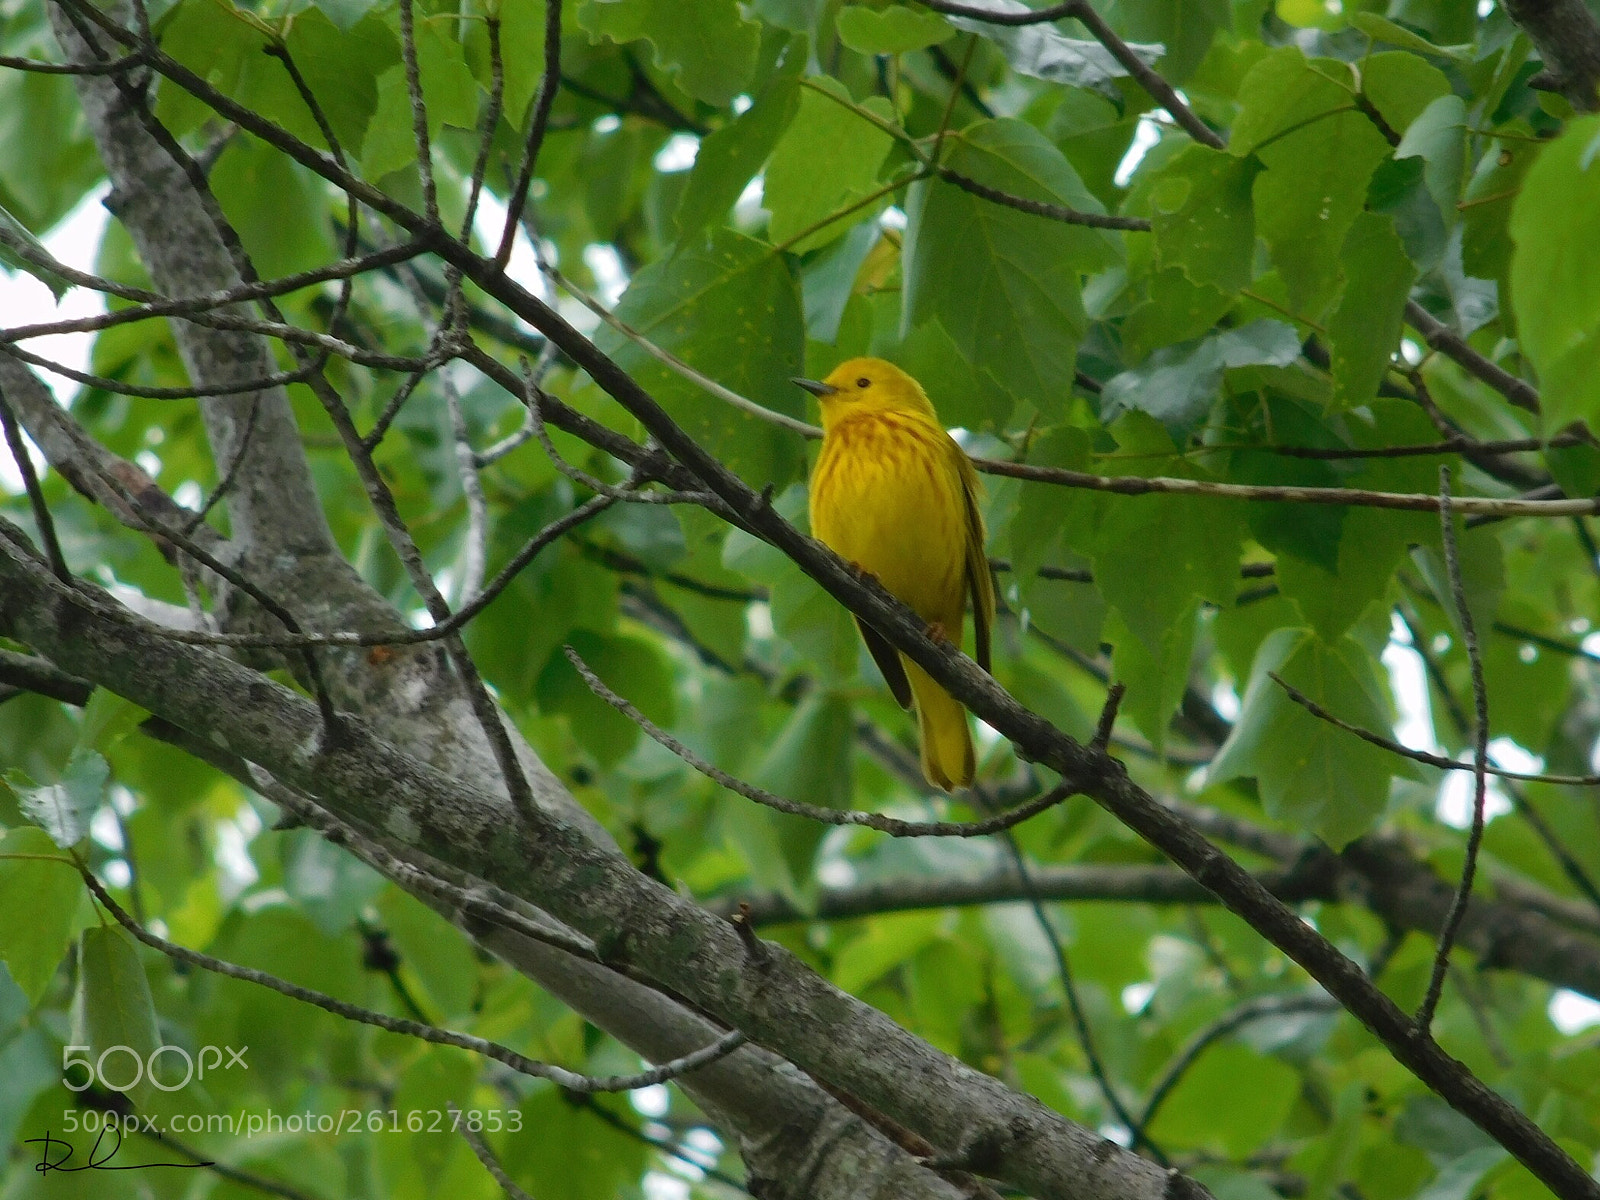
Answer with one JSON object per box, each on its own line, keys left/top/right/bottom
{"left": 730, "top": 852, "right": 1600, "bottom": 1001}
{"left": 0, "top": 537, "right": 1186, "bottom": 1200}
{"left": 1502, "top": 0, "right": 1600, "bottom": 111}
{"left": 49, "top": 3, "right": 335, "bottom": 557}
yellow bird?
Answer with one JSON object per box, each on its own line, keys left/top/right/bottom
{"left": 796, "top": 358, "right": 995, "bottom": 791}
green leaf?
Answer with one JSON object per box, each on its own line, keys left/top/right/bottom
{"left": 1149, "top": 145, "right": 1262, "bottom": 294}
{"left": 1255, "top": 110, "right": 1392, "bottom": 314}
{"left": 1367, "top": 155, "right": 1448, "bottom": 274}
{"left": 0, "top": 827, "right": 81, "bottom": 1005}
{"left": 1103, "top": 319, "right": 1300, "bottom": 436}
{"left": 0, "top": 71, "right": 102, "bottom": 230}
{"left": 1108, "top": 602, "right": 1198, "bottom": 755}
{"left": 535, "top": 631, "right": 676, "bottom": 766}
{"left": 361, "top": 21, "right": 481, "bottom": 179}
{"left": 835, "top": 5, "right": 954, "bottom": 53}
{"left": 1414, "top": 1148, "right": 1511, "bottom": 1200}
{"left": 903, "top": 119, "right": 1117, "bottom": 417}
{"left": 71, "top": 926, "right": 161, "bottom": 1110}
{"left": 1350, "top": 13, "right": 1472, "bottom": 60}
{"left": 1360, "top": 51, "right": 1451, "bottom": 136}
{"left": 1276, "top": 507, "right": 1410, "bottom": 639}
{"left": 597, "top": 229, "right": 806, "bottom": 489}
{"left": 897, "top": 314, "right": 1016, "bottom": 431}
{"left": 1327, "top": 213, "right": 1416, "bottom": 408}
{"left": 240, "top": 9, "right": 399, "bottom": 155}
{"left": 725, "top": 488, "right": 858, "bottom": 673}
{"left": 1230, "top": 47, "right": 1350, "bottom": 158}
{"left": 764, "top": 79, "right": 897, "bottom": 252}
{"left": 501, "top": 1090, "right": 650, "bottom": 1198}
{"left": 833, "top": 911, "right": 944, "bottom": 994}
{"left": 943, "top": 0, "right": 1162, "bottom": 96}
{"left": 675, "top": 77, "right": 799, "bottom": 243}
{"left": 1089, "top": 423, "right": 1243, "bottom": 656}
{"left": 1120, "top": 268, "right": 1234, "bottom": 361}
{"left": 466, "top": 0, "right": 549, "bottom": 125}
{"left": 578, "top": 0, "right": 760, "bottom": 105}
{"left": 210, "top": 138, "right": 335, "bottom": 280}
{"left": 1510, "top": 115, "right": 1600, "bottom": 434}
{"left": 1210, "top": 629, "right": 1396, "bottom": 846}
{"left": 1395, "top": 93, "right": 1467, "bottom": 217}
{"left": 1461, "top": 130, "right": 1537, "bottom": 287}
{"left": 1411, "top": 524, "right": 1504, "bottom": 647}
{"left": 802, "top": 220, "right": 879, "bottom": 342}
{"left": 1111, "top": 0, "right": 1229, "bottom": 84}
{"left": 6, "top": 748, "right": 107, "bottom": 848}
{"left": 1147, "top": 1042, "right": 1300, "bottom": 1156}
{"left": 0, "top": 202, "right": 70, "bottom": 299}
{"left": 726, "top": 691, "right": 854, "bottom": 904}
{"left": 311, "top": 0, "right": 376, "bottom": 30}
{"left": 1230, "top": 452, "right": 1346, "bottom": 576}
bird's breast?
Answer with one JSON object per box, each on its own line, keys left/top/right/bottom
{"left": 810, "top": 414, "right": 968, "bottom": 623}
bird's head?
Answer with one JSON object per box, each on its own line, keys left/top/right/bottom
{"left": 792, "top": 357, "right": 937, "bottom": 430}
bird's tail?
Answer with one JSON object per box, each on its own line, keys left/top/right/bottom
{"left": 905, "top": 658, "right": 975, "bottom": 791}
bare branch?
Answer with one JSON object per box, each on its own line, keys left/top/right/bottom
{"left": 51, "top": 0, "right": 338, "bottom": 558}
{"left": 1134, "top": 996, "right": 1338, "bottom": 1137}
{"left": 566, "top": 645, "right": 1080, "bottom": 838}
{"left": 0, "top": 384, "right": 69, "bottom": 580}
{"left": 497, "top": 0, "right": 563, "bottom": 267}
{"left": 1501, "top": 0, "right": 1600, "bottom": 111}
{"left": 1405, "top": 301, "right": 1542, "bottom": 414}
{"left": 82, "top": 865, "right": 746, "bottom": 1091}
{"left": 916, "top": 0, "right": 1224, "bottom": 148}
{"left": 452, "top": 1104, "right": 539, "bottom": 1200}
{"left": 0, "top": 648, "right": 92, "bottom": 706}
{"left": 1417, "top": 467, "right": 1491, "bottom": 1032}
{"left": 1268, "top": 673, "right": 1599, "bottom": 787}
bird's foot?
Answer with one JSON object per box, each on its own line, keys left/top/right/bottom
{"left": 925, "top": 620, "right": 950, "bottom": 643}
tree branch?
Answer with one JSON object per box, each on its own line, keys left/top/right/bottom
{"left": 50, "top": 0, "right": 337, "bottom": 559}
{"left": 1501, "top": 0, "right": 1600, "bottom": 112}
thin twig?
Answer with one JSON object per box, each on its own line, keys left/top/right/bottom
{"left": 461, "top": 14, "right": 505, "bottom": 245}
{"left": 565, "top": 645, "right": 1079, "bottom": 838}
{"left": 1268, "top": 674, "right": 1600, "bottom": 787}
{"left": 474, "top": 341, "right": 556, "bottom": 466}
{"left": 916, "top": 0, "right": 1223, "bottom": 148}
{"left": 1392, "top": 609, "right": 1600, "bottom": 920}
{"left": 452, "top": 1103, "right": 538, "bottom": 1200}
{"left": 1133, "top": 995, "right": 1337, "bottom": 1137}
{"left": 971, "top": 778, "right": 1162, "bottom": 1162}
{"left": 1417, "top": 467, "right": 1490, "bottom": 1032}
{"left": 135, "top": 1128, "right": 320, "bottom": 1200}
{"left": 397, "top": 0, "right": 439, "bottom": 223}
{"left": 1405, "top": 301, "right": 1541, "bottom": 414}
{"left": 497, "top": 0, "right": 563, "bottom": 267}
{"left": 0, "top": 384, "right": 69, "bottom": 580}
{"left": 564, "top": 1092, "right": 750, "bottom": 1193}
{"left": 83, "top": 864, "right": 745, "bottom": 1091}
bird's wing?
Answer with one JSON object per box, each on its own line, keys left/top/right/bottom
{"left": 957, "top": 449, "right": 994, "bottom": 674}
{"left": 856, "top": 616, "right": 914, "bottom": 709}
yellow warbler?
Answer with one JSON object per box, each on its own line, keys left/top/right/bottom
{"left": 796, "top": 358, "right": 994, "bottom": 790}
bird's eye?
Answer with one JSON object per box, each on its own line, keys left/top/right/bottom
{"left": 856, "top": 377, "right": 871, "bottom": 388}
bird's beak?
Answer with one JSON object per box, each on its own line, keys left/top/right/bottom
{"left": 792, "top": 376, "right": 839, "bottom": 398}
